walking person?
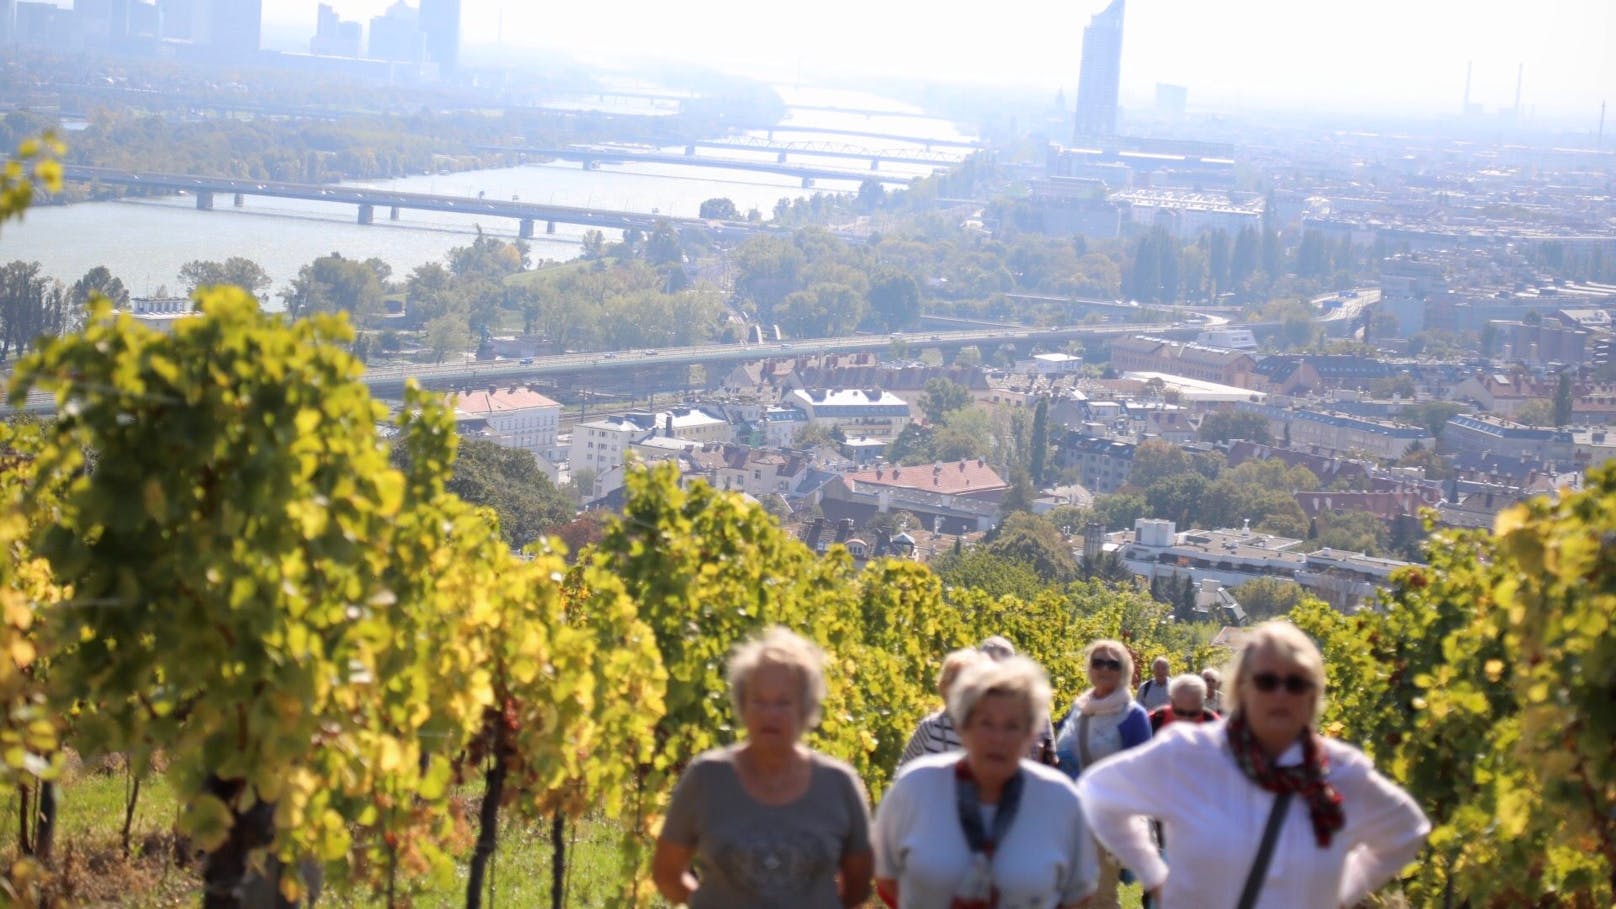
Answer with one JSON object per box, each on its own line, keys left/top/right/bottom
{"left": 897, "top": 648, "right": 986, "bottom": 768}
{"left": 1201, "top": 667, "right": 1224, "bottom": 714}
{"left": 1136, "top": 657, "right": 1171, "bottom": 711}
{"left": 1052, "top": 639, "right": 1151, "bottom": 909}
{"left": 1076, "top": 621, "right": 1430, "bottom": 908}
{"left": 873, "top": 656, "right": 1098, "bottom": 908}
{"left": 1147, "top": 674, "right": 1219, "bottom": 733}
{"left": 654, "top": 627, "right": 874, "bottom": 908}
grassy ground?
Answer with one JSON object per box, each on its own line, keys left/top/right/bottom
{"left": 6, "top": 765, "right": 1144, "bottom": 908}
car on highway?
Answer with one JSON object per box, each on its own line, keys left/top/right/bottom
{"left": 519, "top": 357, "right": 534, "bottom": 365}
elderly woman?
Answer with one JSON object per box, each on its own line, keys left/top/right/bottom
{"left": 1076, "top": 621, "right": 1430, "bottom": 909}
{"left": 1200, "top": 667, "right": 1224, "bottom": 714}
{"left": 898, "top": 648, "right": 987, "bottom": 768}
{"left": 874, "top": 656, "right": 1097, "bottom": 909}
{"left": 1147, "top": 673, "right": 1220, "bottom": 733}
{"left": 654, "top": 627, "right": 873, "bottom": 908}
{"left": 1053, "top": 638, "right": 1151, "bottom": 909}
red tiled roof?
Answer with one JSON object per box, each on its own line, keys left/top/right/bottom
{"left": 452, "top": 387, "right": 561, "bottom": 415}
{"left": 846, "top": 460, "right": 1008, "bottom": 496}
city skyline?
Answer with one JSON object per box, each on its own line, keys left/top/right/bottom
{"left": 250, "top": 0, "right": 1613, "bottom": 122}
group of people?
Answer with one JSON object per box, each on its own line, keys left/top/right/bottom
{"left": 652, "top": 623, "right": 1431, "bottom": 909}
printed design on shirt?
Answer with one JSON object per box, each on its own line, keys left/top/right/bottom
{"left": 711, "top": 821, "right": 835, "bottom": 900}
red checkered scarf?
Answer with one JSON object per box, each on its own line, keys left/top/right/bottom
{"left": 1226, "top": 713, "right": 1345, "bottom": 848}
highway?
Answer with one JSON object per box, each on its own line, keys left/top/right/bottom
{"left": 355, "top": 320, "right": 1212, "bottom": 396}
{"left": 1, "top": 318, "right": 1249, "bottom": 414}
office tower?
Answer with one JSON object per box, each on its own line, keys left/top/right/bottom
{"left": 369, "top": 0, "right": 423, "bottom": 61}
{"left": 1, "top": 0, "right": 16, "bottom": 44}
{"left": 76, "top": 0, "right": 132, "bottom": 48}
{"left": 419, "top": 0, "right": 458, "bottom": 72}
{"left": 310, "top": 1, "right": 360, "bottom": 56}
{"left": 1073, "top": 0, "right": 1125, "bottom": 140}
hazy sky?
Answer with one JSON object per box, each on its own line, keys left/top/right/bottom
{"left": 260, "top": 0, "right": 1614, "bottom": 120}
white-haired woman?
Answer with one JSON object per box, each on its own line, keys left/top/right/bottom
{"left": 654, "top": 627, "right": 873, "bottom": 908}
{"left": 1052, "top": 638, "right": 1151, "bottom": 908}
{"left": 874, "top": 656, "right": 1097, "bottom": 909}
{"left": 1076, "top": 621, "right": 1430, "bottom": 909}
{"left": 1147, "top": 674, "right": 1220, "bottom": 733}
{"left": 897, "top": 648, "right": 988, "bottom": 768}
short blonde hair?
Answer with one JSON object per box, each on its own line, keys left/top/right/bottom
{"left": 728, "top": 626, "right": 828, "bottom": 729}
{"left": 1082, "top": 638, "right": 1135, "bottom": 687}
{"left": 1224, "top": 620, "right": 1327, "bottom": 722}
{"left": 947, "top": 656, "right": 1052, "bottom": 733}
{"left": 938, "top": 649, "right": 987, "bottom": 698}
{"left": 1201, "top": 667, "right": 1222, "bottom": 687}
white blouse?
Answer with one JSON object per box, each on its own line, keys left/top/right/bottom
{"left": 874, "top": 753, "right": 1099, "bottom": 909}
{"left": 1075, "top": 720, "right": 1430, "bottom": 909}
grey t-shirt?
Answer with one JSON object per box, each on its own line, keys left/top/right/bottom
{"left": 660, "top": 746, "right": 872, "bottom": 909}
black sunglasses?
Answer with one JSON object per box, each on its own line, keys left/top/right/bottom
{"left": 1090, "top": 657, "right": 1124, "bottom": 672}
{"left": 1251, "top": 672, "right": 1314, "bottom": 695}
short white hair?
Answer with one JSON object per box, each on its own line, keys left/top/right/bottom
{"left": 938, "top": 649, "right": 987, "bottom": 698}
{"left": 1168, "top": 673, "right": 1207, "bottom": 701}
{"left": 1201, "top": 667, "right": 1222, "bottom": 686}
{"left": 979, "top": 635, "right": 1016, "bottom": 661}
{"left": 947, "top": 656, "right": 1052, "bottom": 733}
{"left": 728, "top": 626, "right": 827, "bottom": 729}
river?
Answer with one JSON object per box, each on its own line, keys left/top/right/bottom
{"left": 0, "top": 86, "right": 976, "bottom": 297}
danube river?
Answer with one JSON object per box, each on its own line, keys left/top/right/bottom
{"left": 0, "top": 87, "right": 976, "bottom": 297}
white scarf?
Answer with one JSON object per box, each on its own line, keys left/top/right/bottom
{"left": 1074, "top": 686, "right": 1132, "bottom": 717}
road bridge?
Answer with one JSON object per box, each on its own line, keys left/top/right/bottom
{"left": 745, "top": 124, "right": 984, "bottom": 150}
{"left": 691, "top": 139, "right": 962, "bottom": 168}
{"left": 59, "top": 165, "right": 778, "bottom": 238}
{"left": 356, "top": 321, "right": 1211, "bottom": 398}
{"left": 3, "top": 320, "right": 1263, "bottom": 414}
{"left": 476, "top": 145, "right": 921, "bottom": 186}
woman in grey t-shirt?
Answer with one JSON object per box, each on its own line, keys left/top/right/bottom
{"left": 653, "top": 627, "right": 873, "bottom": 909}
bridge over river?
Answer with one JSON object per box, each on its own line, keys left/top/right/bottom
{"left": 476, "top": 145, "right": 924, "bottom": 185}
{"left": 59, "top": 165, "right": 775, "bottom": 239}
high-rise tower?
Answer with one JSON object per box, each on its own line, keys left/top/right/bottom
{"left": 420, "top": 0, "right": 459, "bottom": 73}
{"left": 1073, "top": 0, "right": 1125, "bottom": 140}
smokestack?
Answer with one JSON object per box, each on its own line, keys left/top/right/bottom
{"left": 1514, "top": 63, "right": 1524, "bottom": 118}
{"left": 1600, "top": 101, "right": 1607, "bottom": 147}
{"left": 1463, "top": 61, "right": 1472, "bottom": 116}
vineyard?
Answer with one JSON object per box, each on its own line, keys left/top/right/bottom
{"left": 0, "top": 141, "right": 1611, "bottom": 909}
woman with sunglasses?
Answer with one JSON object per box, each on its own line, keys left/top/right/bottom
{"left": 1051, "top": 639, "right": 1151, "bottom": 908}
{"left": 1074, "top": 621, "right": 1430, "bottom": 909}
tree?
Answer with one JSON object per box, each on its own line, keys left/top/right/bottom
{"left": 1029, "top": 396, "right": 1050, "bottom": 486}
{"left": 70, "top": 265, "right": 129, "bottom": 307}
{"left": 1128, "top": 439, "right": 1194, "bottom": 489}
{"left": 1144, "top": 473, "right": 1208, "bottom": 528}
{"left": 1514, "top": 398, "right": 1556, "bottom": 427}
{"left": 280, "top": 252, "right": 385, "bottom": 321}
{"left": 984, "top": 511, "right": 1077, "bottom": 583}
{"left": 1092, "top": 492, "right": 1147, "bottom": 531}
{"left": 394, "top": 437, "right": 573, "bottom": 550}
{"left": 1400, "top": 401, "right": 1465, "bottom": 438}
{"left": 868, "top": 269, "right": 921, "bottom": 332}
{"left": 179, "top": 257, "right": 272, "bottom": 297}
{"left": 1197, "top": 410, "right": 1273, "bottom": 445}
{"left": 698, "top": 197, "right": 740, "bottom": 220}
{"left": 1231, "top": 577, "right": 1305, "bottom": 620}
{"left": 1313, "top": 509, "right": 1390, "bottom": 556}
{"left": 645, "top": 219, "right": 683, "bottom": 266}
{"left": 580, "top": 229, "right": 607, "bottom": 260}
{"left": 423, "top": 312, "right": 473, "bottom": 363}
{"left": 1554, "top": 372, "right": 1574, "bottom": 427}
{"left": 0, "top": 260, "right": 75, "bottom": 360}
{"left": 919, "top": 377, "right": 974, "bottom": 424}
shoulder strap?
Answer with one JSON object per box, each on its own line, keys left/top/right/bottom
{"left": 1235, "top": 791, "right": 1292, "bottom": 909}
